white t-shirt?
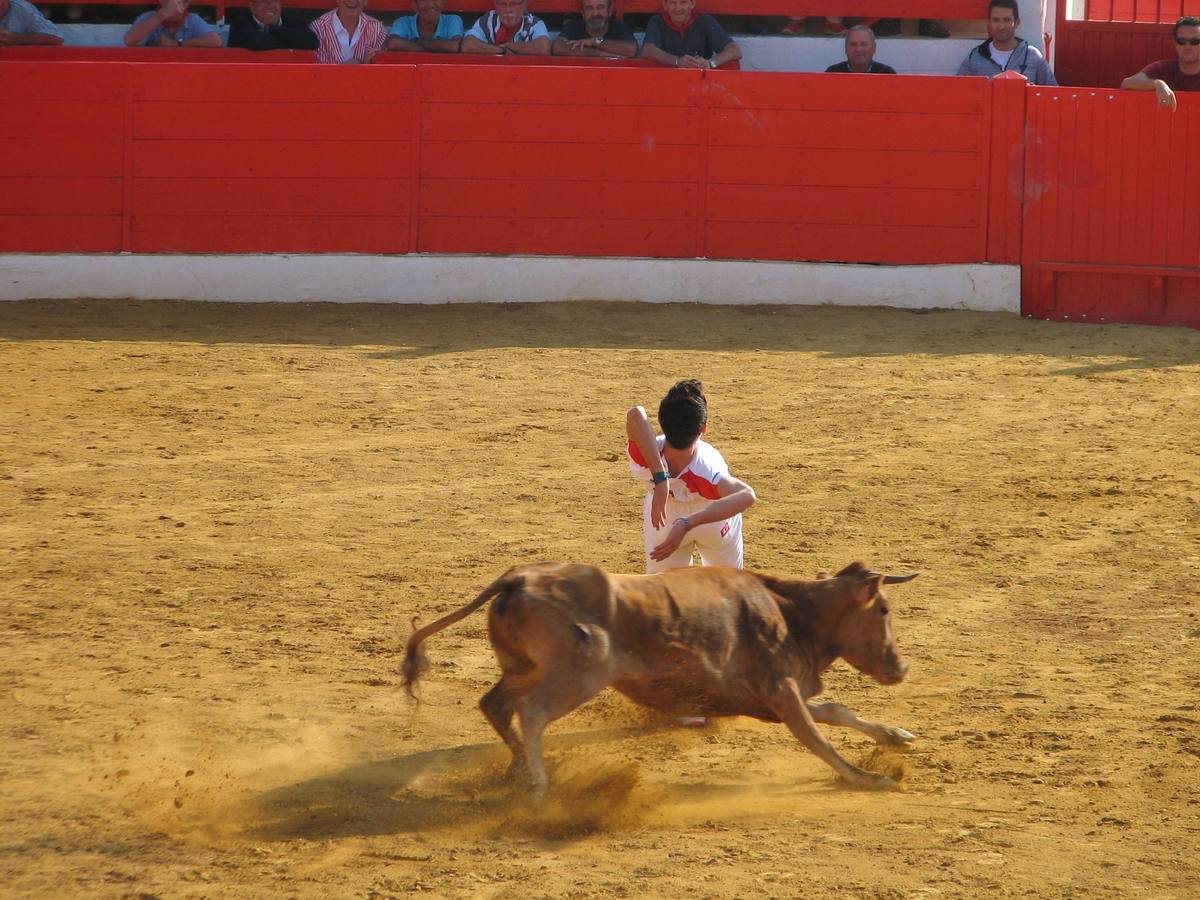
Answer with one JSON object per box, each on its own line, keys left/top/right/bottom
{"left": 332, "top": 14, "right": 364, "bottom": 62}
{"left": 990, "top": 43, "right": 1014, "bottom": 70}
{"left": 627, "top": 436, "right": 728, "bottom": 502}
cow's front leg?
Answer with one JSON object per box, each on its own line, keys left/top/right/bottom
{"left": 772, "top": 680, "right": 898, "bottom": 790}
{"left": 807, "top": 701, "right": 915, "bottom": 746}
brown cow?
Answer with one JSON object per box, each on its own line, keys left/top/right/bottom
{"left": 403, "top": 561, "right": 917, "bottom": 797}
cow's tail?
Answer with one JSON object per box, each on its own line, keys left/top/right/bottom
{"left": 401, "top": 571, "right": 525, "bottom": 700}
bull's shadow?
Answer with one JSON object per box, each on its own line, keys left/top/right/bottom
{"left": 237, "top": 722, "right": 824, "bottom": 843}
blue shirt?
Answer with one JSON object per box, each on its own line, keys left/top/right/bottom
{"left": 0, "top": 0, "right": 63, "bottom": 38}
{"left": 127, "top": 11, "right": 218, "bottom": 46}
{"left": 388, "top": 13, "right": 464, "bottom": 40}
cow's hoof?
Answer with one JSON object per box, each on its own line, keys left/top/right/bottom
{"left": 877, "top": 727, "right": 916, "bottom": 746}
{"left": 842, "top": 771, "right": 899, "bottom": 791}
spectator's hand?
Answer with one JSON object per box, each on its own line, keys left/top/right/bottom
{"left": 156, "top": 0, "right": 185, "bottom": 22}
{"left": 1155, "top": 79, "right": 1177, "bottom": 111}
{"left": 365, "top": 48, "right": 378, "bottom": 63}
{"left": 0, "top": 29, "right": 13, "bottom": 45}
{"left": 650, "top": 479, "right": 669, "bottom": 530}
{"left": 678, "top": 54, "right": 707, "bottom": 68}
{"left": 650, "top": 517, "right": 691, "bottom": 562}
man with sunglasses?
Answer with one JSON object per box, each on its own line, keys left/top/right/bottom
{"left": 1121, "top": 16, "right": 1200, "bottom": 112}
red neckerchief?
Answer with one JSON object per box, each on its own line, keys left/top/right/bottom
{"left": 664, "top": 14, "right": 697, "bottom": 35}
{"left": 494, "top": 22, "right": 516, "bottom": 43}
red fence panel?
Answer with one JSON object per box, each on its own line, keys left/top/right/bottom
{"left": 415, "top": 65, "right": 705, "bottom": 258}
{"left": 1053, "top": 21, "right": 1177, "bottom": 88}
{"left": 127, "top": 63, "right": 416, "bottom": 253}
{"left": 1021, "top": 88, "right": 1200, "bottom": 327}
{"left": 705, "top": 72, "right": 995, "bottom": 264}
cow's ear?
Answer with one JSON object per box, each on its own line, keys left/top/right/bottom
{"left": 854, "top": 573, "right": 885, "bottom": 608}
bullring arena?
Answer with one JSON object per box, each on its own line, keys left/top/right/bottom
{"left": 2, "top": 297, "right": 1198, "bottom": 897}
{"left": 4, "top": 0, "right": 1200, "bottom": 893}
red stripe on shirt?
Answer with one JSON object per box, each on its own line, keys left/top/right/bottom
{"left": 680, "top": 469, "right": 721, "bottom": 500}
{"left": 627, "top": 439, "right": 648, "bottom": 468}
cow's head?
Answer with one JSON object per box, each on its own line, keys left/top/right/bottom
{"left": 832, "top": 563, "right": 916, "bottom": 686}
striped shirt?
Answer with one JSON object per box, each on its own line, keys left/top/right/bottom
{"left": 310, "top": 9, "right": 387, "bottom": 64}
{"left": 464, "top": 10, "right": 548, "bottom": 45}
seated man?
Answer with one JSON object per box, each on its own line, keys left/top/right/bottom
{"left": 641, "top": 0, "right": 741, "bottom": 69}
{"left": 552, "top": 0, "right": 637, "bottom": 58}
{"left": 310, "top": 0, "right": 388, "bottom": 63}
{"left": 957, "top": 0, "right": 1055, "bottom": 86}
{"left": 0, "top": 0, "right": 64, "bottom": 45}
{"left": 228, "top": 0, "right": 319, "bottom": 50}
{"left": 386, "top": 0, "right": 464, "bottom": 53}
{"left": 125, "top": 0, "right": 221, "bottom": 47}
{"left": 825, "top": 24, "right": 896, "bottom": 73}
{"left": 1120, "top": 16, "right": 1200, "bottom": 112}
{"left": 461, "top": 0, "right": 550, "bottom": 55}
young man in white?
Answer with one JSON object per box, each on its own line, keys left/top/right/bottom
{"left": 626, "top": 380, "right": 756, "bottom": 575}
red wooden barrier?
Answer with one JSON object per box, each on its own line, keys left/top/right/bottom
{"left": 1021, "top": 88, "right": 1200, "bottom": 327}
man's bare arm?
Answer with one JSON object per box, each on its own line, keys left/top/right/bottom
{"left": 502, "top": 35, "right": 550, "bottom": 54}
{"left": 0, "top": 29, "right": 64, "bottom": 45}
{"left": 462, "top": 34, "right": 503, "bottom": 53}
{"left": 553, "top": 35, "right": 636, "bottom": 57}
{"left": 1121, "top": 71, "right": 1177, "bottom": 110}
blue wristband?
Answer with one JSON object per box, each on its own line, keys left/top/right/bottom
{"left": 652, "top": 470, "right": 668, "bottom": 484}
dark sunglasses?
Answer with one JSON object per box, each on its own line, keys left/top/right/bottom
{"left": 1177, "top": 37, "right": 1200, "bottom": 45}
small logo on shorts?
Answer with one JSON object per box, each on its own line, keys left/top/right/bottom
{"left": 720, "top": 521, "right": 731, "bottom": 538}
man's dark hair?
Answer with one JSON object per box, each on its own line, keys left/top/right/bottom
{"left": 988, "top": 0, "right": 1019, "bottom": 19}
{"left": 658, "top": 379, "right": 708, "bottom": 450}
{"left": 1175, "top": 15, "right": 1200, "bottom": 39}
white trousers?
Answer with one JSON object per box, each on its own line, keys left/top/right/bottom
{"left": 643, "top": 492, "right": 744, "bottom": 574}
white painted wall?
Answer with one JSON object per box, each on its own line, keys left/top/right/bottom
{"left": 0, "top": 254, "right": 1020, "bottom": 312}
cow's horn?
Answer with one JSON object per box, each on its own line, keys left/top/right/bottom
{"left": 883, "top": 573, "right": 919, "bottom": 584}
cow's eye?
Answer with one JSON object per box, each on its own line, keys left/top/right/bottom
{"left": 878, "top": 604, "right": 889, "bottom": 616}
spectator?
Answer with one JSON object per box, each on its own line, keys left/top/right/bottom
{"left": 825, "top": 24, "right": 896, "bottom": 73}
{"left": 311, "top": 0, "right": 387, "bottom": 63}
{"left": 552, "top": 0, "right": 637, "bottom": 58}
{"left": 0, "top": 0, "right": 64, "bottom": 45}
{"left": 228, "top": 0, "right": 319, "bottom": 50}
{"left": 461, "top": 0, "right": 550, "bottom": 55}
{"left": 386, "top": 0, "right": 463, "bottom": 53}
{"left": 1120, "top": 16, "right": 1200, "bottom": 112}
{"left": 641, "top": 0, "right": 741, "bottom": 69}
{"left": 957, "top": 0, "right": 1056, "bottom": 85}
{"left": 124, "top": 0, "right": 221, "bottom": 47}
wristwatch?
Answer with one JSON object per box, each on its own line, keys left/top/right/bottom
{"left": 707, "top": 58, "right": 716, "bottom": 69}
{"left": 595, "top": 36, "right": 604, "bottom": 46}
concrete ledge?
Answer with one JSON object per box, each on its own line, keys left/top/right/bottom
{"left": 0, "top": 254, "right": 1020, "bottom": 312}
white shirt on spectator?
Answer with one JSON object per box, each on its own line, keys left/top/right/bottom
{"left": 332, "top": 14, "right": 364, "bottom": 62}
{"left": 990, "top": 44, "right": 1014, "bottom": 69}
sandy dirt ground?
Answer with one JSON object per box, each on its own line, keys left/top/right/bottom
{"left": 1, "top": 299, "right": 1198, "bottom": 899}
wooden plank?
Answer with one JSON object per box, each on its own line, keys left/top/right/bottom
{"left": 707, "top": 108, "right": 982, "bottom": 152}
{"left": 132, "top": 177, "right": 412, "bottom": 217}
{"left": 131, "top": 215, "right": 413, "bottom": 253}
{"left": 0, "top": 139, "right": 123, "bottom": 177}
{"left": 132, "top": 101, "right": 414, "bottom": 141}
{"left": 419, "top": 179, "right": 697, "bottom": 218}
{"left": 132, "top": 139, "right": 406, "bottom": 178}
{"left": 131, "top": 62, "right": 413, "bottom": 103}
{"left": 706, "top": 221, "right": 981, "bottom": 263}
{"left": 0, "top": 215, "right": 122, "bottom": 251}
{"left": 0, "top": 61, "right": 126, "bottom": 100}
{"left": 0, "top": 177, "right": 122, "bottom": 215}
{"left": 707, "top": 146, "right": 982, "bottom": 189}
{"left": 706, "top": 184, "right": 980, "bottom": 226}
{"left": 621, "top": 0, "right": 985, "bottom": 14}
{"left": 419, "top": 140, "right": 703, "bottom": 181}
{"left": 0, "top": 100, "right": 123, "bottom": 139}
{"left": 418, "top": 103, "right": 701, "bottom": 144}
{"left": 418, "top": 65, "right": 700, "bottom": 106}
{"left": 706, "top": 71, "right": 986, "bottom": 114}
{"left": 418, "top": 216, "right": 696, "bottom": 257}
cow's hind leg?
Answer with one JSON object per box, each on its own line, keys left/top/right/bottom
{"left": 516, "top": 671, "right": 609, "bottom": 801}
{"left": 480, "top": 672, "right": 537, "bottom": 779}
{"left": 807, "top": 701, "right": 915, "bottom": 746}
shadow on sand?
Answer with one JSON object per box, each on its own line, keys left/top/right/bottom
{"left": 0, "top": 299, "right": 1196, "bottom": 372}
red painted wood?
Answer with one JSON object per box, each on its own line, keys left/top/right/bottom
{"left": 418, "top": 65, "right": 700, "bottom": 105}
{"left": 418, "top": 103, "right": 701, "bottom": 144}
{"left": 707, "top": 184, "right": 980, "bottom": 225}
{"left": 0, "top": 47, "right": 315, "bottom": 63}
{"left": 132, "top": 215, "right": 413, "bottom": 253}
{"left": 707, "top": 222, "right": 981, "bottom": 263}
{"left": 420, "top": 141, "right": 703, "bottom": 181}
{"left": 132, "top": 139, "right": 408, "bottom": 179}
{"left": 133, "top": 178, "right": 413, "bottom": 217}
{"left": 418, "top": 217, "right": 696, "bottom": 256}
{"left": 419, "top": 180, "right": 698, "bottom": 218}
{"left": 985, "top": 72, "right": 1025, "bottom": 263}
{"left": 0, "top": 216, "right": 123, "bottom": 252}
{"left": 0, "top": 139, "right": 123, "bottom": 177}
{"left": 0, "top": 178, "right": 122, "bottom": 216}
{"left": 706, "top": 71, "right": 985, "bottom": 114}
{"left": 132, "top": 101, "right": 415, "bottom": 141}
{"left": 708, "top": 147, "right": 982, "bottom": 189}
{"left": 131, "top": 62, "right": 409, "bottom": 102}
